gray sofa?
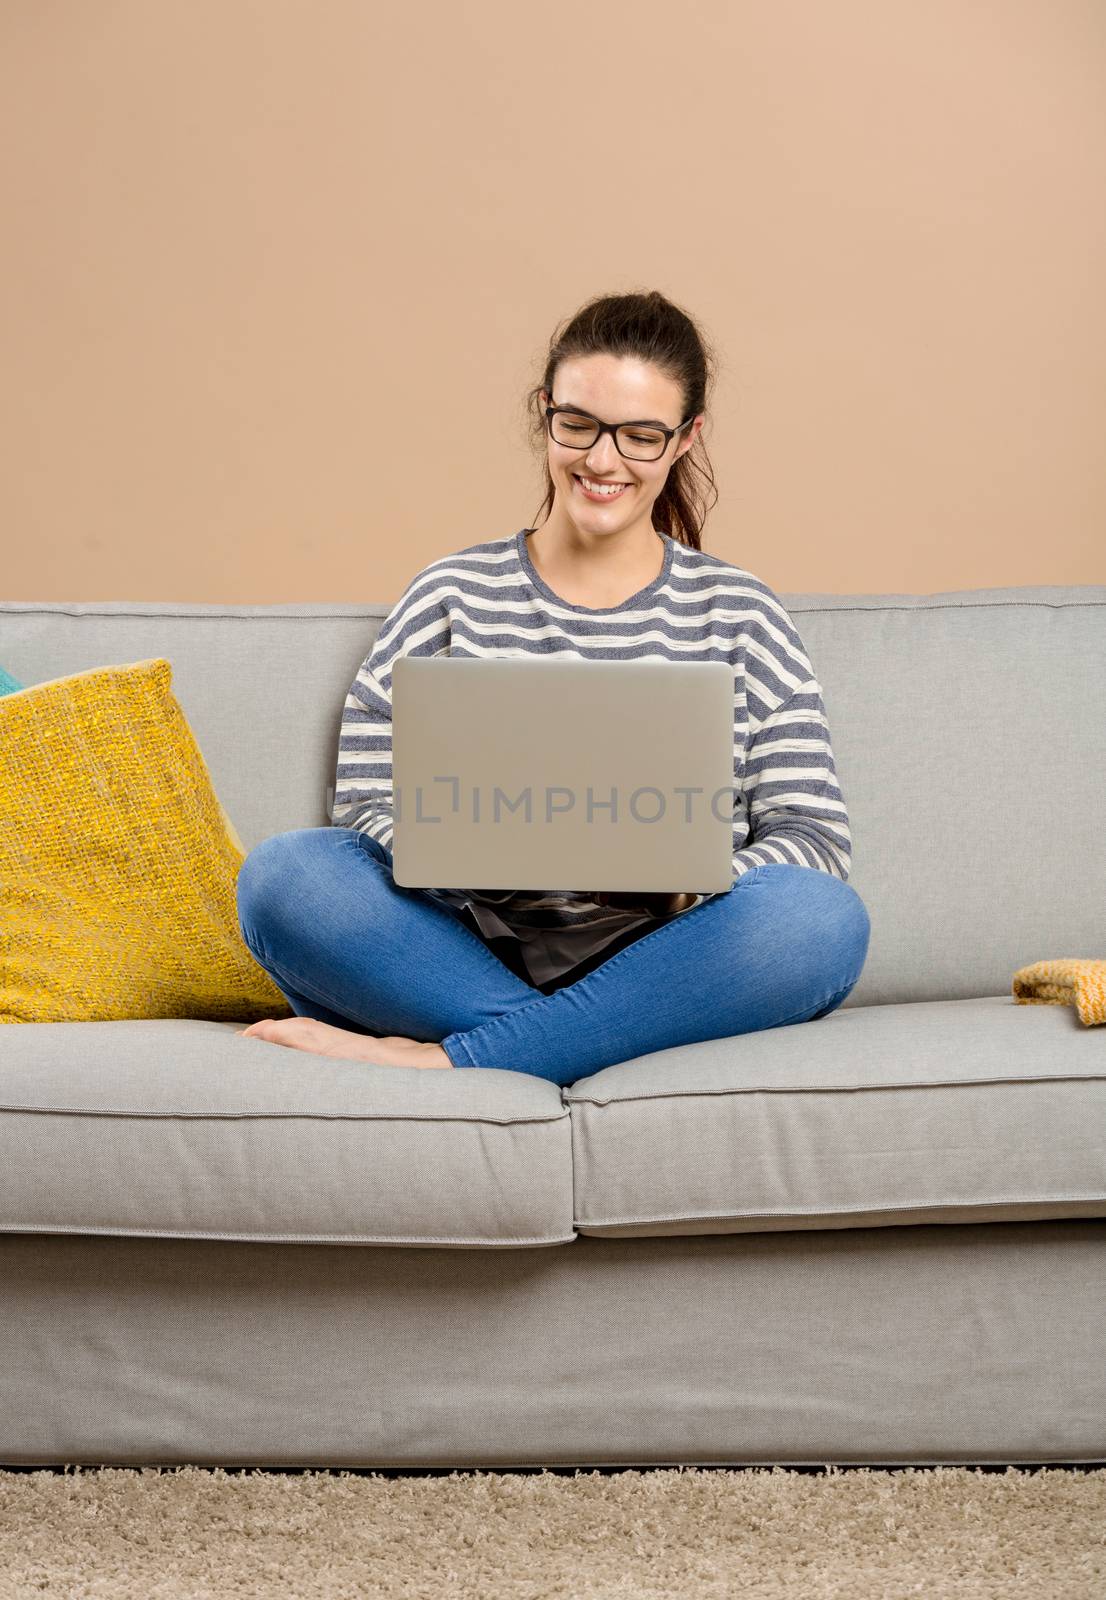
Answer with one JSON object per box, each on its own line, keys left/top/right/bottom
{"left": 1, "top": 584, "right": 1104, "bottom": 1470}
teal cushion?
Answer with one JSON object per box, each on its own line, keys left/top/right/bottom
{"left": 0, "top": 665, "right": 25, "bottom": 697}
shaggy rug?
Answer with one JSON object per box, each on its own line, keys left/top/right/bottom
{"left": 1, "top": 1464, "right": 1103, "bottom": 1597}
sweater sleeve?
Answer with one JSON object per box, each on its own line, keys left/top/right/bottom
{"left": 731, "top": 672, "right": 852, "bottom": 882}
{"left": 330, "top": 576, "right": 451, "bottom": 859}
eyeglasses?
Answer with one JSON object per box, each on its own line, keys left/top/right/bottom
{"left": 544, "top": 402, "right": 695, "bottom": 462}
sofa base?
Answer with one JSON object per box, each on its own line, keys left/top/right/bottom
{"left": 2, "top": 1220, "right": 1103, "bottom": 1468}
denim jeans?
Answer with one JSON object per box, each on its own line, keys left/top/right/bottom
{"left": 235, "top": 827, "right": 872, "bottom": 1088}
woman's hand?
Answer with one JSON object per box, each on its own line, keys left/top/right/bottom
{"left": 593, "top": 890, "right": 697, "bottom": 918}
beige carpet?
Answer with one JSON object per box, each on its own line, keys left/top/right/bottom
{"left": 1, "top": 1465, "right": 1103, "bottom": 1598}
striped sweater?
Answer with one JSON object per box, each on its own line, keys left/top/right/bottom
{"left": 331, "top": 527, "right": 852, "bottom": 988}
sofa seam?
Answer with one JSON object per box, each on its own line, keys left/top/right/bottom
{"left": 563, "top": 1072, "right": 1106, "bottom": 1105}
{"left": 577, "top": 1193, "right": 1106, "bottom": 1226}
{"left": 0, "top": 1104, "right": 570, "bottom": 1123}
{"left": 2, "top": 596, "right": 1104, "bottom": 622}
{"left": 0, "top": 1223, "right": 578, "bottom": 1246}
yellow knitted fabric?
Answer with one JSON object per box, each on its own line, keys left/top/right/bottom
{"left": 0, "top": 658, "right": 293, "bottom": 1025}
{"left": 1012, "top": 959, "right": 1106, "bottom": 1027}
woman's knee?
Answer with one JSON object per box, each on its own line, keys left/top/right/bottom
{"left": 831, "top": 876, "right": 871, "bottom": 976}
{"left": 237, "top": 825, "right": 399, "bottom": 936}
{"left": 815, "top": 874, "right": 871, "bottom": 993}
{"left": 797, "top": 865, "right": 870, "bottom": 943}
{"left": 236, "top": 827, "right": 338, "bottom": 931}
{"left": 737, "top": 862, "right": 871, "bottom": 976}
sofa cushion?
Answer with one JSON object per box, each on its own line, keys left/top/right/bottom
{"left": 1, "top": 1000, "right": 1097, "bottom": 1248}
{"left": 566, "top": 996, "right": 1106, "bottom": 1236}
{"left": 0, "top": 1020, "right": 575, "bottom": 1247}
{"left": 0, "top": 657, "right": 291, "bottom": 1025}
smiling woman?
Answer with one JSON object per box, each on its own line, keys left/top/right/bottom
{"left": 233, "top": 287, "right": 867, "bottom": 1082}
{"left": 514, "top": 290, "right": 720, "bottom": 611}
{"left": 527, "top": 288, "right": 719, "bottom": 564}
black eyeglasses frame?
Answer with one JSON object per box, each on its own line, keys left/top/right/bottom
{"left": 544, "top": 402, "right": 696, "bottom": 462}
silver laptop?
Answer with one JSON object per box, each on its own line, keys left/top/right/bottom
{"left": 391, "top": 657, "right": 734, "bottom": 894}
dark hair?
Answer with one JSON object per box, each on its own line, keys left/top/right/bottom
{"left": 524, "top": 289, "right": 720, "bottom": 551}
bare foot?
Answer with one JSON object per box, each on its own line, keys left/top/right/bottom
{"left": 237, "top": 1017, "right": 454, "bottom": 1068}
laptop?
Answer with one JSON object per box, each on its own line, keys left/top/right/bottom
{"left": 390, "top": 656, "right": 735, "bottom": 894}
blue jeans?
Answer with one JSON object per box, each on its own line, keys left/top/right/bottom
{"left": 235, "top": 827, "right": 871, "bottom": 1088}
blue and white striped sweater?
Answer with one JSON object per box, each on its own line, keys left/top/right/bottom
{"left": 332, "top": 527, "right": 851, "bottom": 987}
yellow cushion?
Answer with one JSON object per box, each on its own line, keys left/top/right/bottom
{"left": 0, "top": 658, "right": 293, "bottom": 1024}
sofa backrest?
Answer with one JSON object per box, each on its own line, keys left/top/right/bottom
{"left": 3, "top": 584, "right": 1103, "bottom": 1011}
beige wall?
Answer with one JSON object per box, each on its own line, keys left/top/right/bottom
{"left": 2, "top": 0, "right": 1103, "bottom": 604}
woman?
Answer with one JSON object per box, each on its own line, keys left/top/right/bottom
{"left": 235, "top": 290, "right": 870, "bottom": 1084}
